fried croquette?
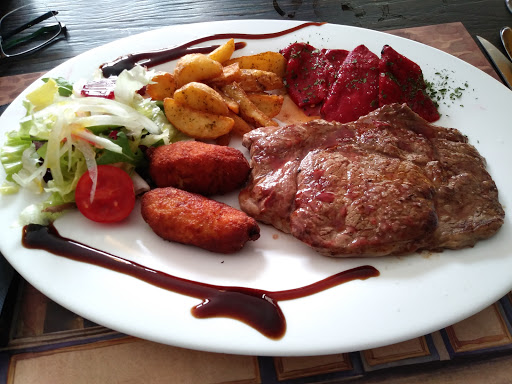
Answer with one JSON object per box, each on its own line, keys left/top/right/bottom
{"left": 141, "top": 187, "right": 260, "bottom": 253}
{"left": 147, "top": 141, "right": 250, "bottom": 196}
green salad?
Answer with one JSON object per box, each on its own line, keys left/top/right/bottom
{"left": 0, "top": 65, "right": 187, "bottom": 224}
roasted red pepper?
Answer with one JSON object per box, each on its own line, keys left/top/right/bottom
{"left": 321, "top": 44, "right": 380, "bottom": 123}
{"left": 379, "top": 45, "right": 440, "bottom": 122}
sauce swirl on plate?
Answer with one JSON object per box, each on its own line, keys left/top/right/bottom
{"left": 22, "top": 223, "right": 379, "bottom": 339}
{"left": 100, "top": 22, "right": 325, "bottom": 77}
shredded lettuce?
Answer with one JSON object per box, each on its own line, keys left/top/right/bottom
{"left": 0, "top": 131, "right": 33, "bottom": 183}
{"left": 42, "top": 77, "right": 73, "bottom": 97}
{"left": 114, "top": 65, "right": 154, "bottom": 105}
{"left": 96, "top": 131, "right": 145, "bottom": 167}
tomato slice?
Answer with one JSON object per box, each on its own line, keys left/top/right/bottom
{"left": 75, "top": 165, "right": 135, "bottom": 223}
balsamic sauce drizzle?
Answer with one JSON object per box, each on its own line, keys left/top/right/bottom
{"left": 22, "top": 224, "right": 379, "bottom": 339}
{"left": 100, "top": 21, "right": 326, "bottom": 77}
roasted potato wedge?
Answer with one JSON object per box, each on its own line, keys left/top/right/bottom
{"left": 207, "top": 63, "right": 242, "bottom": 87}
{"left": 174, "top": 54, "right": 224, "bottom": 88}
{"left": 173, "top": 82, "right": 229, "bottom": 115}
{"left": 221, "top": 83, "right": 278, "bottom": 128}
{"left": 247, "top": 93, "right": 284, "bottom": 118}
{"left": 228, "top": 110, "right": 253, "bottom": 136}
{"left": 238, "top": 69, "right": 284, "bottom": 92}
{"left": 224, "top": 51, "right": 287, "bottom": 77}
{"left": 215, "top": 87, "right": 240, "bottom": 114}
{"left": 163, "top": 98, "right": 234, "bottom": 139}
{"left": 208, "top": 38, "right": 235, "bottom": 63}
{"left": 146, "top": 72, "right": 177, "bottom": 100}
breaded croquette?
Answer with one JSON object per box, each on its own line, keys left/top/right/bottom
{"left": 147, "top": 141, "right": 250, "bottom": 196}
{"left": 141, "top": 187, "right": 260, "bottom": 253}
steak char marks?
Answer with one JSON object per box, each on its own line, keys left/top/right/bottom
{"left": 239, "top": 103, "right": 504, "bottom": 257}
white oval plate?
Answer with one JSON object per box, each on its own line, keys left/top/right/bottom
{"left": 1, "top": 20, "right": 511, "bottom": 356}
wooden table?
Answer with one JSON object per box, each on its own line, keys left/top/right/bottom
{"left": 1, "top": 1, "right": 512, "bottom": 384}
{"left": 0, "top": 0, "right": 511, "bottom": 78}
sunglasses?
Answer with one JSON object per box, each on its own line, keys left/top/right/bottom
{"left": 0, "top": 4, "right": 66, "bottom": 58}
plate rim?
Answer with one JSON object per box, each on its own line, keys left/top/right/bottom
{"left": 0, "top": 19, "right": 511, "bottom": 357}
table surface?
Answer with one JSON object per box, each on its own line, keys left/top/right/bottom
{"left": 0, "top": 0, "right": 512, "bottom": 77}
{"left": 1, "top": 1, "right": 512, "bottom": 384}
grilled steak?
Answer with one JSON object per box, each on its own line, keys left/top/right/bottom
{"left": 239, "top": 103, "right": 504, "bottom": 257}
